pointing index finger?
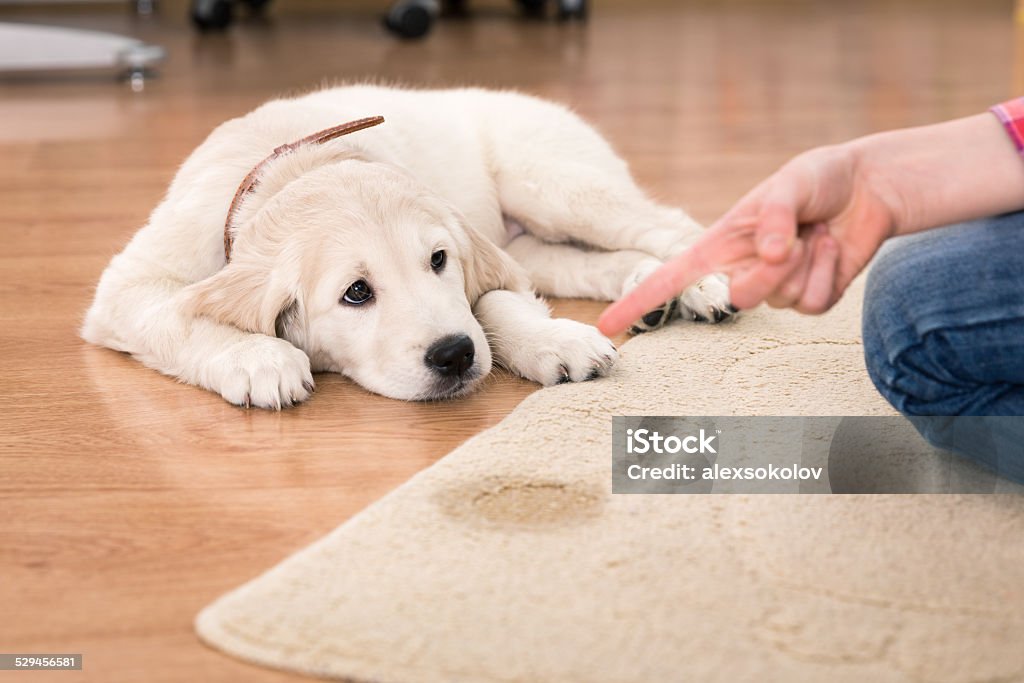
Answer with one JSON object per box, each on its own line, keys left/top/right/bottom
{"left": 597, "top": 218, "right": 759, "bottom": 337}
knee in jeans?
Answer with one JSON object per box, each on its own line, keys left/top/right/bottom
{"left": 862, "top": 322, "right": 912, "bottom": 413}
{"left": 862, "top": 336, "right": 932, "bottom": 415}
{"left": 862, "top": 216, "right": 1024, "bottom": 416}
{"left": 862, "top": 240, "right": 941, "bottom": 414}
{"left": 865, "top": 237, "right": 918, "bottom": 300}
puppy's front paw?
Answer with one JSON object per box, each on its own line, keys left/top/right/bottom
{"left": 679, "top": 274, "right": 737, "bottom": 324}
{"left": 622, "top": 258, "right": 677, "bottom": 335}
{"left": 512, "top": 319, "right": 618, "bottom": 386}
{"left": 628, "top": 299, "right": 678, "bottom": 335}
{"left": 208, "top": 336, "right": 314, "bottom": 410}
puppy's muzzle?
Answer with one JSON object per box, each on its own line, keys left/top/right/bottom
{"left": 425, "top": 334, "right": 475, "bottom": 378}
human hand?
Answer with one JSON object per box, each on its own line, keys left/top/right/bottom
{"left": 598, "top": 142, "right": 899, "bottom": 336}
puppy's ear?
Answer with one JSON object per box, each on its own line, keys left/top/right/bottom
{"left": 457, "top": 219, "right": 531, "bottom": 303}
{"left": 181, "top": 262, "right": 300, "bottom": 338}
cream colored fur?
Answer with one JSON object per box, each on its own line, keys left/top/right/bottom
{"left": 82, "top": 85, "right": 730, "bottom": 407}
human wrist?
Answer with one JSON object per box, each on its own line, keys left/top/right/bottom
{"left": 850, "top": 114, "right": 1024, "bottom": 236}
{"left": 844, "top": 133, "right": 906, "bottom": 236}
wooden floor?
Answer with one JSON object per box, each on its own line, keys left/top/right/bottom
{"left": 0, "top": 1, "right": 1016, "bottom": 680}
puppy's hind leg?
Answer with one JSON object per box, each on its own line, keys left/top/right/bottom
{"left": 489, "top": 114, "right": 735, "bottom": 324}
{"left": 500, "top": 165, "right": 736, "bottom": 326}
{"left": 505, "top": 234, "right": 654, "bottom": 301}
{"left": 505, "top": 234, "right": 680, "bottom": 334}
{"left": 498, "top": 158, "right": 700, "bottom": 260}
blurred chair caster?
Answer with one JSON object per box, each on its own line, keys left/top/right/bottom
{"left": 440, "top": 0, "right": 468, "bottom": 18}
{"left": 118, "top": 43, "right": 166, "bottom": 91}
{"left": 191, "top": 0, "right": 271, "bottom": 31}
{"left": 516, "top": 0, "right": 587, "bottom": 20}
{"left": 384, "top": 0, "right": 439, "bottom": 39}
{"left": 188, "top": 0, "right": 583, "bottom": 36}
{"left": 556, "top": 0, "right": 587, "bottom": 20}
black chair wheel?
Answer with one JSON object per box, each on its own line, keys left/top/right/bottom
{"left": 440, "top": 0, "right": 467, "bottom": 17}
{"left": 516, "top": 0, "right": 546, "bottom": 16}
{"left": 385, "top": 2, "right": 435, "bottom": 39}
{"left": 191, "top": 0, "right": 233, "bottom": 30}
{"left": 557, "top": 0, "right": 587, "bottom": 20}
{"left": 242, "top": 0, "right": 271, "bottom": 13}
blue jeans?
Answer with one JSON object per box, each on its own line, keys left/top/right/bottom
{"left": 862, "top": 212, "right": 1024, "bottom": 481}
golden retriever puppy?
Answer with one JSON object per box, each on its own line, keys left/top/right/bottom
{"left": 82, "top": 85, "right": 732, "bottom": 408}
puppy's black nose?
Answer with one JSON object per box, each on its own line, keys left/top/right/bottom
{"left": 425, "top": 335, "right": 475, "bottom": 377}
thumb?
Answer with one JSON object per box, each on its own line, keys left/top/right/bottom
{"left": 756, "top": 203, "right": 798, "bottom": 262}
{"left": 755, "top": 172, "right": 812, "bottom": 263}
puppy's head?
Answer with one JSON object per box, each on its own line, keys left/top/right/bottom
{"left": 183, "top": 159, "right": 527, "bottom": 400}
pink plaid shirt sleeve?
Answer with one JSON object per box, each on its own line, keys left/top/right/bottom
{"left": 990, "top": 97, "right": 1024, "bottom": 154}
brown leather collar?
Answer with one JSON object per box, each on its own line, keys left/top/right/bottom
{"left": 223, "top": 115, "right": 385, "bottom": 262}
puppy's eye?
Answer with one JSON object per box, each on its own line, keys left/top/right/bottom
{"left": 430, "top": 249, "right": 446, "bottom": 272}
{"left": 341, "top": 280, "right": 373, "bottom": 306}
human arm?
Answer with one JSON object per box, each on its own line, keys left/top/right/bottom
{"left": 598, "top": 109, "right": 1024, "bottom": 336}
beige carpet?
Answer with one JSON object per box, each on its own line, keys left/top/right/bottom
{"left": 196, "top": 279, "right": 1024, "bottom": 683}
